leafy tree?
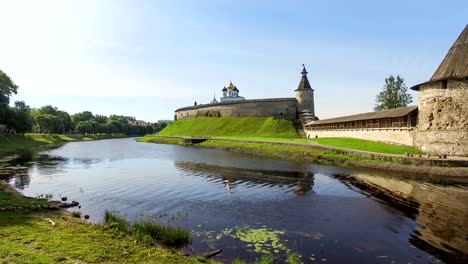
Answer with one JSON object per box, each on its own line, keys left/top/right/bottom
{"left": 6, "top": 101, "right": 34, "bottom": 133}
{"left": 0, "top": 70, "right": 18, "bottom": 107}
{"left": 374, "top": 75, "right": 413, "bottom": 111}
{"left": 35, "top": 105, "right": 59, "bottom": 116}
{"left": 76, "top": 121, "right": 92, "bottom": 134}
{"left": 57, "top": 110, "right": 73, "bottom": 133}
{"left": 34, "top": 114, "right": 63, "bottom": 133}
{"left": 72, "top": 111, "right": 94, "bottom": 124}
{"left": 93, "top": 114, "right": 108, "bottom": 124}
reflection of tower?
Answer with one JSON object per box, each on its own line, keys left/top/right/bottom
{"left": 345, "top": 173, "right": 468, "bottom": 262}
{"left": 293, "top": 172, "right": 314, "bottom": 195}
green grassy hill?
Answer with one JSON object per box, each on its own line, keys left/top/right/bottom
{"left": 158, "top": 117, "right": 298, "bottom": 138}
{"left": 0, "top": 134, "right": 76, "bottom": 156}
{"left": 0, "top": 133, "right": 127, "bottom": 157}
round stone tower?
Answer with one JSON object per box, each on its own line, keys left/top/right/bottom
{"left": 411, "top": 25, "right": 468, "bottom": 156}
{"left": 295, "top": 65, "right": 317, "bottom": 123}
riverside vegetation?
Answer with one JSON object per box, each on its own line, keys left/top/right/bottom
{"left": 150, "top": 117, "right": 422, "bottom": 155}
{"left": 139, "top": 117, "right": 468, "bottom": 177}
{"left": 0, "top": 178, "right": 213, "bottom": 263}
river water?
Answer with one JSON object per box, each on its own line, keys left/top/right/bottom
{"left": 3, "top": 138, "right": 468, "bottom": 263}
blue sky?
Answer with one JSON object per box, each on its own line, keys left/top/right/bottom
{"left": 1, "top": 0, "right": 466, "bottom": 122}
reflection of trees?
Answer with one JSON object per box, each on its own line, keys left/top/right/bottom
{"left": 174, "top": 161, "right": 314, "bottom": 195}
{"left": 12, "top": 173, "right": 30, "bottom": 189}
{"left": 336, "top": 174, "right": 468, "bottom": 263}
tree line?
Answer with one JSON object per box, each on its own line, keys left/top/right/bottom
{"left": 0, "top": 70, "right": 167, "bottom": 135}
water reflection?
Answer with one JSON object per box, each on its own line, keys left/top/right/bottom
{"left": 339, "top": 173, "right": 468, "bottom": 263}
{"left": 1, "top": 138, "right": 467, "bottom": 263}
{"left": 175, "top": 161, "right": 315, "bottom": 195}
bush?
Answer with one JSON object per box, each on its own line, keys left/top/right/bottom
{"left": 253, "top": 256, "right": 274, "bottom": 264}
{"left": 71, "top": 211, "right": 81, "bottom": 218}
{"left": 104, "top": 211, "right": 128, "bottom": 234}
{"left": 133, "top": 221, "right": 190, "bottom": 246}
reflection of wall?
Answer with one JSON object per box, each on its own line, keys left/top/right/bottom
{"left": 174, "top": 161, "right": 314, "bottom": 195}
{"left": 349, "top": 173, "right": 468, "bottom": 262}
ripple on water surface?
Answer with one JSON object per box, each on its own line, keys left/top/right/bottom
{"left": 5, "top": 138, "right": 467, "bottom": 263}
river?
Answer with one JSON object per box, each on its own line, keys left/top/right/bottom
{"left": 3, "top": 138, "right": 468, "bottom": 263}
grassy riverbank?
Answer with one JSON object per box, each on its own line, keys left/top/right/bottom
{"left": 0, "top": 134, "right": 217, "bottom": 264}
{"left": 311, "top": 137, "right": 422, "bottom": 155}
{"left": 140, "top": 136, "right": 468, "bottom": 177}
{"left": 0, "top": 133, "right": 128, "bottom": 157}
{"left": 152, "top": 117, "right": 424, "bottom": 155}
{"left": 0, "top": 183, "right": 211, "bottom": 264}
{"left": 159, "top": 117, "right": 299, "bottom": 138}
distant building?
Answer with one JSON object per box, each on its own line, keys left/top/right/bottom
{"left": 220, "top": 81, "right": 245, "bottom": 102}
{"left": 157, "top": 120, "right": 172, "bottom": 124}
{"left": 127, "top": 117, "right": 148, "bottom": 126}
{"left": 174, "top": 65, "right": 318, "bottom": 123}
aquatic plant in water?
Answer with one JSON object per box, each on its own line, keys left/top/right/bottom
{"left": 219, "top": 226, "right": 287, "bottom": 254}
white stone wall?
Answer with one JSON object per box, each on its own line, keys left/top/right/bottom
{"left": 414, "top": 79, "right": 468, "bottom": 155}
{"left": 175, "top": 99, "right": 298, "bottom": 122}
{"left": 306, "top": 129, "right": 416, "bottom": 146}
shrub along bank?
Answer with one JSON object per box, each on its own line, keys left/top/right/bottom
{"left": 0, "top": 133, "right": 128, "bottom": 157}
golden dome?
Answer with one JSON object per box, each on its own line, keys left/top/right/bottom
{"left": 226, "top": 80, "right": 236, "bottom": 89}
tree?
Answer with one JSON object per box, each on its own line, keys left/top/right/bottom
{"left": 0, "top": 70, "right": 19, "bottom": 107}
{"left": 93, "top": 114, "right": 108, "bottom": 124}
{"left": 374, "top": 75, "right": 413, "bottom": 111}
{"left": 57, "top": 111, "right": 73, "bottom": 133}
{"left": 72, "top": 111, "right": 94, "bottom": 124}
{"left": 7, "top": 101, "right": 34, "bottom": 133}
{"left": 34, "top": 114, "right": 63, "bottom": 133}
{"left": 76, "top": 121, "right": 92, "bottom": 134}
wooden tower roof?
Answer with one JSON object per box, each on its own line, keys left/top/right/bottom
{"left": 411, "top": 25, "right": 468, "bottom": 90}
{"left": 296, "top": 64, "right": 313, "bottom": 91}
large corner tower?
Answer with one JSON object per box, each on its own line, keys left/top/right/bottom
{"left": 295, "top": 65, "right": 317, "bottom": 122}
{"left": 410, "top": 25, "right": 468, "bottom": 156}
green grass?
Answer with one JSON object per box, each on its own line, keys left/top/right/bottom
{"left": 158, "top": 117, "right": 298, "bottom": 138}
{"left": 0, "top": 211, "right": 205, "bottom": 264}
{"left": 0, "top": 133, "right": 76, "bottom": 156}
{"left": 104, "top": 210, "right": 129, "bottom": 234}
{"left": 196, "top": 139, "right": 409, "bottom": 166}
{"left": 253, "top": 256, "right": 274, "bottom": 264}
{"left": 133, "top": 221, "right": 191, "bottom": 246}
{"left": 232, "top": 258, "right": 247, "bottom": 264}
{"left": 0, "top": 188, "right": 211, "bottom": 263}
{"left": 105, "top": 211, "right": 191, "bottom": 246}
{"left": 71, "top": 211, "right": 82, "bottom": 218}
{"left": 138, "top": 136, "right": 187, "bottom": 145}
{"left": 0, "top": 133, "right": 130, "bottom": 157}
{"left": 311, "top": 137, "right": 422, "bottom": 155}
{"left": 83, "top": 134, "right": 127, "bottom": 141}
{"left": 0, "top": 184, "right": 47, "bottom": 208}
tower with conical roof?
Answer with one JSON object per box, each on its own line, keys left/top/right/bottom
{"left": 295, "top": 65, "right": 317, "bottom": 121}
{"left": 412, "top": 25, "right": 468, "bottom": 156}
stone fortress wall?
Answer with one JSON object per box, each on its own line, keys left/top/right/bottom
{"left": 175, "top": 98, "right": 299, "bottom": 122}
{"left": 307, "top": 129, "right": 416, "bottom": 146}
{"left": 414, "top": 79, "right": 468, "bottom": 156}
